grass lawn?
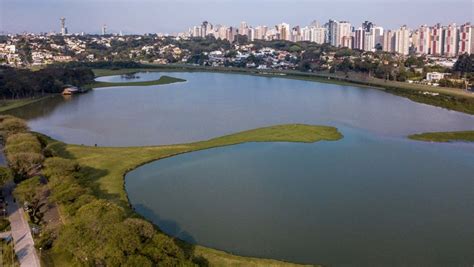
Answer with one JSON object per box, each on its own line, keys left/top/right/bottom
{"left": 408, "top": 130, "right": 474, "bottom": 142}
{"left": 0, "top": 96, "right": 54, "bottom": 113}
{"left": 193, "top": 246, "right": 315, "bottom": 267}
{"left": 87, "top": 75, "right": 186, "bottom": 89}
{"left": 45, "top": 124, "right": 341, "bottom": 266}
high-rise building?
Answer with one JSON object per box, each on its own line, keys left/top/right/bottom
{"left": 60, "top": 17, "right": 67, "bottom": 35}
{"left": 226, "top": 27, "right": 237, "bottom": 42}
{"left": 326, "top": 20, "right": 338, "bottom": 45}
{"left": 443, "top": 23, "right": 458, "bottom": 57}
{"left": 325, "top": 20, "right": 351, "bottom": 47}
{"left": 362, "top": 27, "right": 382, "bottom": 51}
{"left": 102, "top": 24, "right": 107, "bottom": 35}
{"left": 311, "top": 27, "right": 326, "bottom": 44}
{"left": 458, "top": 22, "right": 473, "bottom": 55}
{"left": 341, "top": 36, "right": 353, "bottom": 48}
{"left": 239, "top": 21, "right": 249, "bottom": 36}
{"left": 337, "top": 21, "right": 352, "bottom": 47}
{"left": 395, "top": 25, "right": 410, "bottom": 55}
{"left": 254, "top": 26, "right": 267, "bottom": 40}
{"left": 193, "top": 26, "right": 202, "bottom": 37}
{"left": 417, "top": 25, "right": 430, "bottom": 54}
{"left": 353, "top": 21, "right": 374, "bottom": 50}
{"left": 277, "top": 23, "right": 291, "bottom": 41}
{"left": 382, "top": 30, "right": 395, "bottom": 52}
{"left": 292, "top": 26, "right": 302, "bottom": 42}
{"left": 248, "top": 28, "right": 255, "bottom": 41}
{"left": 301, "top": 27, "right": 311, "bottom": 41}
{"left": 353, "top": 28, "right": 364, "bottom": 50}
{"left": 373, "top": 26, "right": 384, "bottom": 48}
{"left": 429, "top": 23, "right": 443, "bottom": 55}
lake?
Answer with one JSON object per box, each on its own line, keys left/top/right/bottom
{"left": 9, "top": 72, "right": 474, "bottom": 266}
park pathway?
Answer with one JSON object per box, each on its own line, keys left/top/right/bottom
{"left": 3, "top": 181, "right": 41, "bottom": 267}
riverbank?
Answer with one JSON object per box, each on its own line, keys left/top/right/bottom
{"left": 92, "top": 65, "right": 474, "bottom": 115}
{"left": 43, "top": 124, "right": 341, "bottom": 266}
{"left": 0, "top": 95, "right": 55, "bottom": 113}
{"left": 408, "top": 130, "right": 474, "bottom": 142}
{"left": 0, "top": 75, "right": 186, "bottom": 114}
{"left": 86, "top": 75, "right": 186, "bottom": 89}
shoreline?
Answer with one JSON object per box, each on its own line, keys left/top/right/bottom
{"left": 93, "top": 65, "right": 474, "bottom": 115}
{"left": 42, "top": 124, "right": 341, "bottom": 266}
{"left": 2, "top": 66, "right": 473, "bottom": 115}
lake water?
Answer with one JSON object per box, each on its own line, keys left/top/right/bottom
{"left": 9, "top": 72, "right": 474, "bottom": 266}
{"left": 8, "top": 72, "right": 474, "bottom": 146}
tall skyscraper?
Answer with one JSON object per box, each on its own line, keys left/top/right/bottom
{"left": 353, "top": 28, "right": 364, "bottom": 50}
{"left": 417, "top": 25, "right": 430, "bottom": 54}
{"left": 327, "top": 20, "right": 351, "bottom": 47}
{"left": 254, "top": 26, "right": 267, "bottom": 40}
{"left": 337, "top": 21, "right": 352, "bottom": 47}
{"left": 458, "top": 22, "right": 473, "bottom": 55}
{"left": 382, "top": 30, "right": 395, "bottom": 52}
{"left": 60, "top": 17, "right": 67, "bottom": 35}
{"left": 277, "top": 23, "right": 291, "bottom": 41}
{"left": 102, "top": 24, "right": 107, "bottom": 35}
{"left": 429, "top": 23, "right": 443, "bottom": 55}
{"left": 443, "top": 23, "right": 458, "bottom": 57}
{"left": 326, "top": 20, "right": 338, "bottom": 45}
{"left": 395, "top": 25, "right": 410, "bottom": 55}
{"left": 311, "top": 27, "right": 326, "bottom": 44}
{"left": 239, "top": 21, "right": 249, "bottom": 36}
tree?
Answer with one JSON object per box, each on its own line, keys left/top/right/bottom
{"left": 14, "top": 176, "right": 47, "bottom": 223}
{"left": 0, "top": 167, "right": 13, "bottom": 187}
{"left": 54, "top": 199, "right": 193, "bottom": 265}
{"left": 7, "top": 152, "right": 44, "bottom": 178}
{"left": 0, "top": 117, "right": 29, "bottom": 138}
{"left": 453, "top": 53, "right": 474, "bottom": 76}
{"left": 43, "top": 157, "right": 79, "bottom": 178}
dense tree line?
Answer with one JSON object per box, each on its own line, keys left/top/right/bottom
{"left": 60, "top": 60, "right": 143, "bottom": 69}
{"left": 0, "top": 116, "right": 204, "bottom": 266}
{"left": 0, "top": 66, "right": 94, "bottom": 99}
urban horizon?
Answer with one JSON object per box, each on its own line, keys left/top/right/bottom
{"left": 1, "top": 0, "right": 472, "bottom": 34}
{"left": 42, "top": 17, "right": 474, "bottom": 58}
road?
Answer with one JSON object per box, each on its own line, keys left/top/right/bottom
{"left": 3, "top": 182, "right": 41, "bottom": 267}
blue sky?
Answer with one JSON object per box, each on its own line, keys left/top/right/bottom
{"left": 0, "top": 0, "right": 472, "bottom": 34}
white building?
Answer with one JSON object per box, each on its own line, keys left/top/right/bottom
{"left": 426, "top": 72, "right": 448, "bottom": 81}
{"left": 395, "top": 25, "right": 410, "bottom": 55}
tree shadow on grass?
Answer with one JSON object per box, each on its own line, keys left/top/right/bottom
{"left": 76, "top": 165, "right": 132, "bottom": 207}
{"left": 133, "top": 203, "right": 209, "bottom": 266}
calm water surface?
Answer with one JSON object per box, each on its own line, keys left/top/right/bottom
{"left": 8, "top": 72, "right": 474, "bottom": 146}
{"left": 8, "top": 72, "right": 474, "bottom": 266}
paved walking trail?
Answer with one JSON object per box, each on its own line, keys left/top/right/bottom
{"left": 3, "top": 182, "right": 41, "bottom": 267}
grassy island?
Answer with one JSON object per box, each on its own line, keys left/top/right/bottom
{"left": 42, "top": 124, "right": 340, "bottom": 266}
{"left": 50, "top": 124, "right": 342, "bottom": 202}
{"left": 408, "top": 130, "right": 474, "bottom": 143}
{"left": 87, "top": 75, "right": 186, "bottom": 89}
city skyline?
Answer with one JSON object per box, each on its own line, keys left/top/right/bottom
{"left": 0, "top": 0, "right": 472, "bottom": 34}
